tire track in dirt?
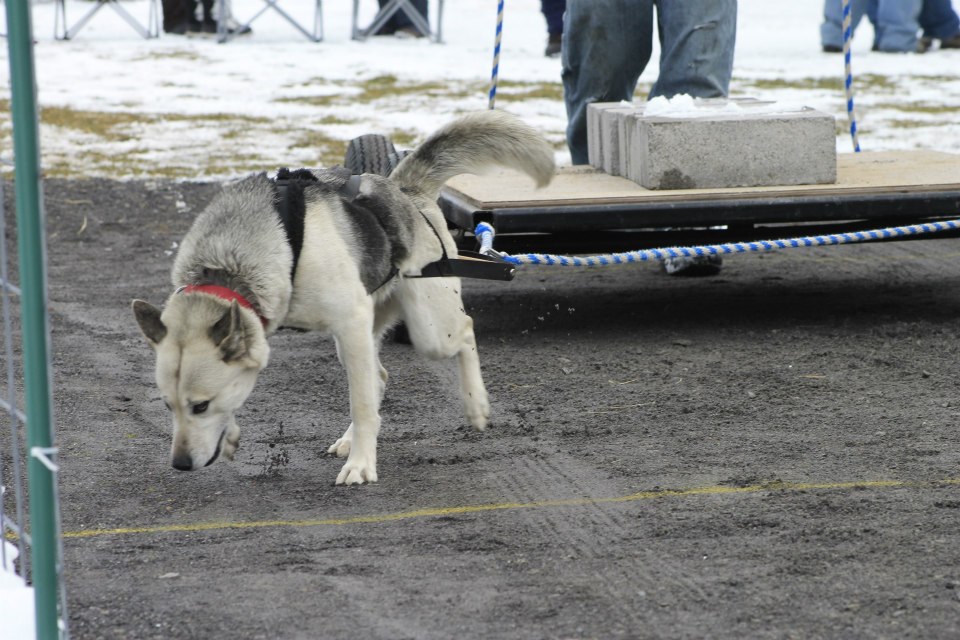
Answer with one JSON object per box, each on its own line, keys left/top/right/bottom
{"left": 490, "top": 453, "right": 709, "bottom": 624}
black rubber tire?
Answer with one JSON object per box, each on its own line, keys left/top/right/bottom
{"left": 385, "top": 149, "right": 413, "bottom": 176}
{"left": 343, "top": 134, "right": 397, "bottom": 177}
{"left": 344, "top": 137, "right": 415, "bottom": 346}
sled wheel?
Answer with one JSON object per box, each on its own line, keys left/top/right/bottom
{"left": 344, "top": 134, "right": 397, "bottom": 177}
{"left": 385, "top": 149, "right": 413, "bottom": 176}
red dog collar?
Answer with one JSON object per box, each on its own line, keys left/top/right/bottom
{"left": 179, "top": 284, "right": 268, "bottom": 328}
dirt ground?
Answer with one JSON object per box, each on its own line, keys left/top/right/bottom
{"left": 16, "top": 178, "right": 960, "bottom": 638}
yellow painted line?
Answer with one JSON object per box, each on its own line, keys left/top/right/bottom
{"left": 50, "top": 476, "right": 960, "bottom": 540}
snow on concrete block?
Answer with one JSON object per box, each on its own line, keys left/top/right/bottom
{"left": 626, "top": 95, "right": 837, "bottom": 189}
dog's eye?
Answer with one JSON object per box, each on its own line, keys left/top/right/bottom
{"left": 192, "top": 401, "right": 210, "bottom": 415}
{"left": 163, "top": 400, "right": 171, "bottom": 411}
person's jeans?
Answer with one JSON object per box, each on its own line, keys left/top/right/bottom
{"left": 821, "top": 0, "right": 873, "bottom": 49}
{"left": 541, "top": 0, "right": 565, "bottom": 37}
{"left": 821, "top": 0, "right": 922, "bottom": 52}
{"left": 919, "top": 0, "right": 960, "bottom": 39}
{"left": 561, "top": 0, "right": 736, "bottom": 165}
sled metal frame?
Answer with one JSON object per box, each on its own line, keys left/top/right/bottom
{"left": 439, "top": 151, "right": 960, "bottom": 253}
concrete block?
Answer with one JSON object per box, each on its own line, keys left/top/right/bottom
{"left": 618, "top": 107, "right": 645, "bottom": 178}
{"left": 627, "top": 103, "right": 836, "bottom": 189}
{"left": 618, "top": 99, "right": 753, "bottom": 178}
{"left": 599, "top": 106, "right": 638, "bottom": 176}
{"left": 586, "top": 102, "right": 632, "bottom": 170}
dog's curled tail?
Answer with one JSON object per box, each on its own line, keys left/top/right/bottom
{"left": 389, "top": 110, "right": 555, "bottom": 200}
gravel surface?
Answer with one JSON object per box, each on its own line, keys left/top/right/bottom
{"left": 14, "top": 178, "right": 960, "bottom": 638}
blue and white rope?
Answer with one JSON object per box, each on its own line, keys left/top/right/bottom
{"left": 475, "top": 220, "right": 960, "bottom": 267}
{"left": 842, "top": 0, "right": 861, "bottom": 152}
{"left": 488, "top": 0, "right": 504, "bottom": 110}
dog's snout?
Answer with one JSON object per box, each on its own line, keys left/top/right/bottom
{"left": 171, "top": 453, "right": 194, "bottom": 471}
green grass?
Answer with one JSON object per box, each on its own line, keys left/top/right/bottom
{"left": 287, "top": 129, "right": 348, "bottom": 168}
{"left": 273, "top": 94, "right": 342, "bottom": 107}
{"left": 739, "top": 73, "right": 897, "bottom": 94}
{"left": 12, "top": 66, "right": 954, "bottom": 180}
{"left": 3, "top": 77, "right": 574, "bottom": 178}
{"left": 11, "top": 105, "right": 284, "bottom": 178}
{"left": 130, "top": 50, "right": 211, "bottom": 63}
{"left": 741, "top": 77, "right": 842, "bottom": 92}
{"left": 886, "top": 119, "right": 940, "bottom": 129}
{"left": 276, "top": 76, "right": 488, "bottom": 108}
{"left": 494, "top": 80, "right": 564, "bottom": 102}
{"left": 874, "top": 102, "right": 960, "bottom": 115}
{"left": 41, "top": 106, "right": 143, "bottom": 142}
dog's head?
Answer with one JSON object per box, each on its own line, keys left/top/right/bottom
{"left": 132, "top": 294, "right": 269, "bottom": 471}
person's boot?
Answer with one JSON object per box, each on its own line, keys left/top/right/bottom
{"left": 161, "top": 0, "right": 191, "bottom": 34}
{"left": 941, "top": 32, "right": 960, "bottom": 48}
{"left": 545, "top": 33, "right": 562, "bottom": 57}
{"left": 199, "top": 0, "right": 216, "bottom": 33}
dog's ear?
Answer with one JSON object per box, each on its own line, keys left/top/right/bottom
{"left": 210, "top": 300, "right": 248, "bottom": 362}
{"left": 132, "top": 300, "right": 166, "bottom": 346}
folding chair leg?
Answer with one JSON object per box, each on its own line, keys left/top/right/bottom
{"left": 55, "top": 0, "right": 159, "bottom": 40}
{"left": 351, "top": 0, "right": 361, "bottom": 39}
{"left": 264, "top": 0, "right": 320, "bottom": 41}
{"left": 107, "top": 0, "right": 157, "bottom": 38}
{"left": 352, "top": 0, "right": 441, "bottom": 42}
{"left": 56, "top": 0, "right": 109, "bottom": 40}
{"left": 217, "top": 0, "right": 322, "bottom": 43}
{"left": 434, "top": 0, "right": 443, "bottom": 42}
{"left": 355, "top": 0, "right": 403, "bottom": 40}
{"left": 314, "top": 0, "right": 323, "bottom": 41}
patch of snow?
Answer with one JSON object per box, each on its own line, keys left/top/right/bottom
{"left": 0, "top": 1, "right": 958, "bottom": 172}
{"left": 1, "top": 539, "right": 36, "bottom": 640}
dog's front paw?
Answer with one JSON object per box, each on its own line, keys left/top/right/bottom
{"left": 466, "top": 390, "right": 490, "bottom": 431}
{"left": 326, "top": 424, "right": 353, "bottom": 458}
{"left": 222, "top": 421, "right": 241, "bottom": 461}
{"left": 336, "top": 456, "right": 378, "bottom": 485}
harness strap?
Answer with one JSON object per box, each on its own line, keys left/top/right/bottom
{"left": 274, "top": 170, "right": 363, "bottom": 282}
{"left": 410, "top": 211, "right": 516, "bottom": 281}
{"left": 275, "top": 169, "right": 514, "bottom": 287}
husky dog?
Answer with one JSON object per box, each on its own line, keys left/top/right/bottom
{"left": 132, "top": 111, "right": 554, "bottom": 485}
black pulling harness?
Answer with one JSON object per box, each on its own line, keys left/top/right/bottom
{"left": 411, "top": 211, "right": 517, "bottom": 282}
{"left": 272, "top": 168, "right": 516, "bottom": 288}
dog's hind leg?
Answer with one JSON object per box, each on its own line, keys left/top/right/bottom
{"left": 327, "top": 299, "right": 398, "bottom": 459}
{"left": 398, "top": 277, "right": 490, "bottom": 430}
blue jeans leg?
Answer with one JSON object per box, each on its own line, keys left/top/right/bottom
{"left": 820, "top": 0, "right": 872, "bottom": 49}
{"left": 874, "top": 0, "right": 921, "bottom": 51}
{"left": 919, "top": 0, "right": 960, "bottom": 39}
{"left": 651, "top": 0, "right": 736, "bottom": 99}
{"left": 562, "top": 0, "right": 654, "bottom": 165}
{"left": 541, "top": 0, "right": 565, "bottom": 36}
{"left": 561, "top": 0, "right": 735, "bottom": 164}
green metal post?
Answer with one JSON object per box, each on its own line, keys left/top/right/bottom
{"left": 4, "top": 0, "right": 60, "bottom": 638}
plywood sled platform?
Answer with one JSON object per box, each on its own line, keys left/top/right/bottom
{"left": 439, "top": 151, "right": 960, "bottom": 251}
